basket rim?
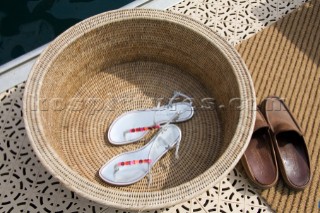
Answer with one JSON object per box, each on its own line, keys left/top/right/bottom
{"left": 23, "top": 9, "right": 256, "bottom": 210}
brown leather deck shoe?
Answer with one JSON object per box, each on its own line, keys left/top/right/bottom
{"left": 241, "top": 108, "right": 278, "bottom": 189}
{"left": 260, "top": 97, "right": 311, "bottom": 190}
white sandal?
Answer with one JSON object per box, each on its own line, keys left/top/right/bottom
{"left": 108, "top": 91, "right": 193, "bottom": 145}
{"left": 100, "top": 124, "right": 182, "bottom": 186}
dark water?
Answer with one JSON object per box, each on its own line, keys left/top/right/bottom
{"left": 0, "top": 0, "right": 135, "bottom": 65}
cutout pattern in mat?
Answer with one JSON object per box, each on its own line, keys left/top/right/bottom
{"left": 168, "top": 0, "right": 307, "bottom": 45}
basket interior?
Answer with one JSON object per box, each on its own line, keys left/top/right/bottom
{"left": 38, "top": 18, "right": 240, "bottom": 192}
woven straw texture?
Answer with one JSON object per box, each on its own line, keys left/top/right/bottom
{"left": 23, "top": 9, "right": 255, "bottom": 210}
{"left": 236, "top": 1, "right": 320, "bottom": 212}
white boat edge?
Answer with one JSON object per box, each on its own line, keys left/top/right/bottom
{"left": 0, "top": 0, "right": 182, "bottom": 93}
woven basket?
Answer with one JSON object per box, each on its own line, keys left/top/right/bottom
{"left": 23, "top": 9, "right": 255, "bottom": 210}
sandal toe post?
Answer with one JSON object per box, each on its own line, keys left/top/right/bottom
{"left": 260, "top": 97, "right": 311, "bottom": 190}
{"left": 242, "top": 109, "right": 278, "bottom": 189}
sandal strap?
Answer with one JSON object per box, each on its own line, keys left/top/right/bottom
{"left": 153, "top": 91, "right": 192, "bottom": 125}
{"left": 147, "top": 115, "right": 181, "bottom": 186}
{"left": 168, "top": 91, "right": 193, "bottom": 106}
{"left": 128, "top": 125, "right": 160, "bottom": 133}
{"left": 117, "top": 159, "right": 152, "bottom": 167}
{"left": 114, "top": 159, "right": 152, "bottom": 174}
